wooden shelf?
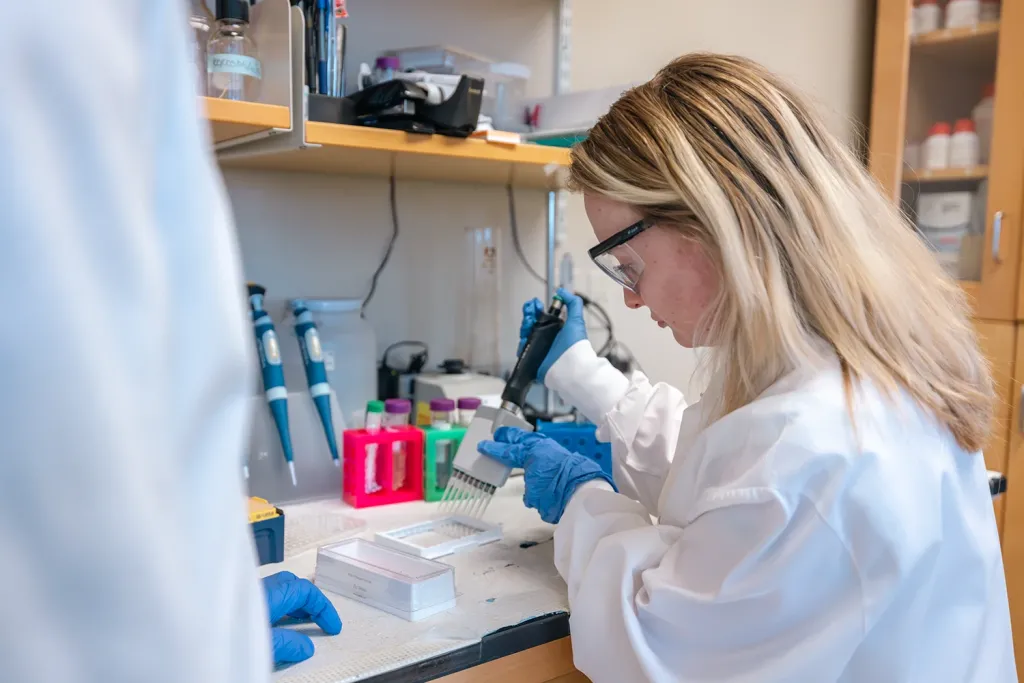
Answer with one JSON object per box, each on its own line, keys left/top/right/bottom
{"left": 219, "top": 122, "right": 572, "bottom": 189}
{"left": 912, "top": 21, "right": 1000, "bottom": 46}
{"left": 201, "top": 97, "right": 290, "bottom": 144}
{"left": 904, "top": 165, "right": 988, "bottom": 183}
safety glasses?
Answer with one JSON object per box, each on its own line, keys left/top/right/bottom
{"left": 588, "top": 219, "right": 653, "bottom": 293}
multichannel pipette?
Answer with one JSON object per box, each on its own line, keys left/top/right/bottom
{"left": 248, "top": 284, "right": 297, "bottom": 487}
{"left": 291, "top": 300, "right": 340, "bottom": 468}
{"left": 440, "top": 295, "right": 566, "bottom": 518}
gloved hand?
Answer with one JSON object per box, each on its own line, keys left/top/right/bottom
{"left": 478, "top": 427, "right": 615, "bottom": 524}
{"left": 263, "top": 571, "right": 343, "bottom": 666}
{"left": 519, "top": 287, "right": 587, "bottom": 382}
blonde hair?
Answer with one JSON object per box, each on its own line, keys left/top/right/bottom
{"left": 570, "top": 53, "right": 993, "bottom": 452}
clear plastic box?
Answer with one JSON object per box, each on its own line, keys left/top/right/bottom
{"left": 383, "top": 46, "right": 529, "bottom": 130}
{"left": 314, "top": 538, "right": 456, "bottom": 621}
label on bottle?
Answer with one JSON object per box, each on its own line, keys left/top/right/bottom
{"left": 208, "top": 54, "right": 262, "bottom": 80}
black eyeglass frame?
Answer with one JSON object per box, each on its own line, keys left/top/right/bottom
{"left": 587, "top": 219, "right": 653, "bottom": 261}
{"left": 587, "top": 218, "right": 654, "bottom": 293}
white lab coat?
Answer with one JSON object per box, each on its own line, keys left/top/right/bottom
{"left": 546, "top": 341, "right": 1015, "bottom": 682}
{"left": 0, "top": 2, "right": 269, "bottom": 682}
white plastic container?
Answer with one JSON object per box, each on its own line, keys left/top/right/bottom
{"left": 949, "top": 119, "right": 980, "bottom": 167}
{"left": 917, "top": 191, "right": 974, "bottom": 278}
{"left": 980, "top": 0, "right": 1000, "bottom": 22}
{"left": 923, "top": 122, "right": 952, "bottom": 170}
{"left": 315, "top": 538, "right": 456, "bottom": 621}
{"left": 945, "top": 0, "right": 981, "bottom": 28}
{"left": 914, "top": 0, "right": 942, "bottom": 35}
{"left": 904, "top": 141, "right": 922, "bottom": 170}
{"left": 973, "top": 83, "right": 995, "bottom": 164}
{"left": 281, "top": 299, "right": 377, "bottom": 428}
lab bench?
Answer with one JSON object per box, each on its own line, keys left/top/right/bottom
{"left": 264, "top": 478, "right": 584, "bottom": 683}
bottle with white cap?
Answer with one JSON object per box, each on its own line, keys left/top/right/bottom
{"left": 949, "top": 119, "right": 980, "bottom": 168}
{"left": 914, "top": 0, "right": 942, "bottom": 35}
{"left": 973, "top": 83, "right": 995, "bottom": 164}
{"left": 945, "top": 0, "right": 981, "bottom": 28}
{"left": 923, "top": 122, "right": 952, "bottom": 170}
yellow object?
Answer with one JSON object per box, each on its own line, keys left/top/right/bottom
{"left": 248, "top": 497, "right": 280, "bottom": 524}
{"left": 416, "top": 401, "right": 432, "bottom": 426}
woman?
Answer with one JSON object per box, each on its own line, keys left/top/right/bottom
{"left": 478, "top": 54, "right": 1014, "bottom": 681}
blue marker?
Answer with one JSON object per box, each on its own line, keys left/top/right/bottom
{"left": 248, "top": 284, "right": 297, "bottom": 487}
{"left": 317, "top": 0, "right": 329, "bottom": 95}
{"left": 291, "top": 300, "right": 340, "bottom": 467}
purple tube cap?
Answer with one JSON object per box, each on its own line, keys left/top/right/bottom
{"left": 430, "top": 398, "right": 456, "bottom": 411}
{"left": 457, "top": 397, "right": 482, "bottom": 410}
{"left": 376, "top": 56, "right": 401, "bottom": 70}
{"left": 384, "top": 398, "right": 412, "bottom": 414}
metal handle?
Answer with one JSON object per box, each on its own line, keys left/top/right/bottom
{"left": 1019, "top": 386, "right": 1024, "bottom": 435}
{"left": 992, "top": 211, "right": 1004, "bottom": 263}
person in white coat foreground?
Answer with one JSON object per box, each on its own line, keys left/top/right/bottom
{"left": 0, "top": 2, "right": 339, "bottom": 680}
{"left": 478, "top": 54, "right": 1015, "bottom": 682}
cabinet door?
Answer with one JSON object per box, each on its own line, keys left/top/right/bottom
{"left": 868, "top": 0, "right": 1024, "bottom": 319}
{"left": 999, "top": 324, "right": 1024, "bottom": 679}
{"left": 975, "top": 320, "right": 1016, "bottom": 535}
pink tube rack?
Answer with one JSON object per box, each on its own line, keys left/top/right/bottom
{"left": 343, "top": 426, "right": 425, "bottom": 509}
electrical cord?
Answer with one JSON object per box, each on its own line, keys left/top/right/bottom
{"left": 381, "top": 341, "right": 429, "bottom": 373}
{"left": 362, "top": 176, "right": 400, "bottom": 317}
{"left": 508, "top": 184, "right": 547, "bottom": 284}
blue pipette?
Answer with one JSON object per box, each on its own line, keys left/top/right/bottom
{"left": 248, "top": 284, "right": 297, "bottom": 487}
{"left": 290, "top": 300, "right": 340, "bottom": 467}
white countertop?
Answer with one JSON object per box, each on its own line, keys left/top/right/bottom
{"left": 265, "top": 478, "right": 570, "bottom": 683}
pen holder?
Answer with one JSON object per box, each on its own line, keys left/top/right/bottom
{"left": 421, "top": 426, "right": 467, "bottom": 502}
{"left": 537, "top": 422, "right": 612, "bottom": 477}
{"left": 343, "top": 427, "right": 424, "bottom": 509}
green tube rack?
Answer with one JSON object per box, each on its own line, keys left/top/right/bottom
{"left": 422, "top": 426, "right": 467, "bottom": 502}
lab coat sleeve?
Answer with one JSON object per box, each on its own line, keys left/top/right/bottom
{"left": 545, "top": 341, "right": 687, "bottom": 514}
{"left": 554, "top": 483, "right": 864, "bottom": 682}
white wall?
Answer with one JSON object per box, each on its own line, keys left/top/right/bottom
{"left": 225, "top": 0, "right": 876, "bottom": 402}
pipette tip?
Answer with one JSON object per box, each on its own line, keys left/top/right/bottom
{"left": 333, "top": 458, "right": 340, "bottom": 468}
{"left": 243, "top": 465, "right": 249, "bottom": 480}
{"left": 288, "top": 462, "right": 298, "bottom": 487}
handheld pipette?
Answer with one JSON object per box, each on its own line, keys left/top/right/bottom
{"left": 290, "top": 300, "right": 340, "bottom": 467}
{"left": 248, "top": 284, "right": 298, "bottom": 487}
{"left": 440, "top": 295, "right": 566, "bottom": 518}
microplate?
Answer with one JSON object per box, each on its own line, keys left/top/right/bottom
{"left": 374, "top": 515, "right": 502, "bottom": 559}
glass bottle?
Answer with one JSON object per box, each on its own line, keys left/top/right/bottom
{"left": 207, "top": 0, "right": 262, "bottom": 102}
{"left": 457, "top": 397, "right": 480, "bottom": 427}
{"left": 188, "top": 0, "right": 215, "bottom": 96}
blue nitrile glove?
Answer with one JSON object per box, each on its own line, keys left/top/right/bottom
{"left": 519, "top": 287, "right": 587, "bottom": 382}
{"left": 478, "top": 427, "right": 615, "bottom": 524}
{"left": 263, "top": 571, "right": 343, "bottom": 666}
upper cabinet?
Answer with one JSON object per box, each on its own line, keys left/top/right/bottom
{"left": 868, "top": 0, "right": 1024, "bottom": 320}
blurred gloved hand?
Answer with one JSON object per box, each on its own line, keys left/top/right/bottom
{"left": 519, "top": 287, "right": 587, "bottom": 382}
{"left": 478, "top": 427, "right": 615, "bottom": 524}
{"left": 263, "top": 571, "right": 343, "bottom": 666}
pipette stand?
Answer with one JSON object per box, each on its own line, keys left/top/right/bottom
{"left": 422, "top": 426, "right": 467, "bottom": 502}
{"left": 343, "top": 426, "right": 424, "bottom": 508}
{"left": 247, "top": 390, "right": 346, "bottom": 505}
